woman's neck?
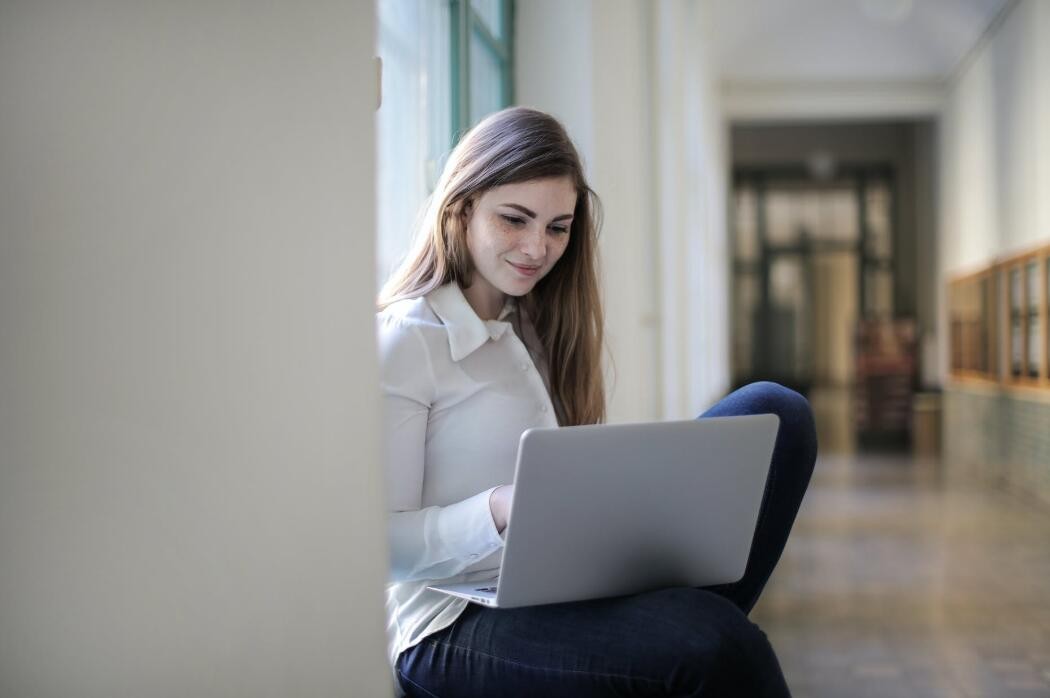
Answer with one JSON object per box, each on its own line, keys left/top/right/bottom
{"left": 461, "top": 279, "right": 505, "bottom": 321}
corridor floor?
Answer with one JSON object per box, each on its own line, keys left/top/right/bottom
{"left": 750, "top": 454, "right": 1050, "bottom": 697}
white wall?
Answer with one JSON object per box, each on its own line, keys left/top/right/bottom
{"left": 937, "top": 0, "right": 1050, "bottom": 379}
{"left": 516, "top": 0, "right": 730, "bottom": 422}
{"left": 653, "top": 0, "right": 732, "bottom": 419}
{"left": 589, "top": 1, "right": 662, "bottom": 422}
{"left": 512, "top": 0, "right": 595, "bottom": 165}
{"left": 0, "top": 4, "right": 391, "bottom": 696}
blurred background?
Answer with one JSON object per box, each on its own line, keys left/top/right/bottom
{"left": 2, "top": 1, "right": 1048, "bottom": 696}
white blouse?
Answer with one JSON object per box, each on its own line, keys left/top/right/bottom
{"left": 378, "top": 281, "right": 560, "bottom": 670}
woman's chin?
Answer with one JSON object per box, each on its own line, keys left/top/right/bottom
{"left": 500, "top": 278, "right": 540, "bottom": 297}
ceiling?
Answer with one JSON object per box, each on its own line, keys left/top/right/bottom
{"left": 707, "top": 0, "right": 1012, "bottom": 119}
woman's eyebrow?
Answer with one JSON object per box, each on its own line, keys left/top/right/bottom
{"left": 500, "top": 203, "right": 574, "bottom": 222}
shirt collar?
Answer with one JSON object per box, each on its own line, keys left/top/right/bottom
{"left": 426, "top": 282, "right": 517, "bottom": 362}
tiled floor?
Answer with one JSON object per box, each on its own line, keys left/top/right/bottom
{"left": 751, "top": 452, "right": 1050, "bottom": 697}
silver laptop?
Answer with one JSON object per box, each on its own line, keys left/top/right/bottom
{"left": 428, "top": 413, "right": 780, "bottom": 608}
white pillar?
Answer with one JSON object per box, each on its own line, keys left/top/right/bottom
{"left": 0, "top": 3, "right": 390, "bottom": 696}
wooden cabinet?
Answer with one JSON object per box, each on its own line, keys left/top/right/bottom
{"left": 855, "top": 320, "right": 917, "bottom": 445}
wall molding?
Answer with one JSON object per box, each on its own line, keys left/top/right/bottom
{"left": 722, "top": 79, "right": 945, "bottom": 121}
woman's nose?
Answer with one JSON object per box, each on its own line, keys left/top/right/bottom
{"left": 519, "top": 225, "right": 545, "bottom": 258}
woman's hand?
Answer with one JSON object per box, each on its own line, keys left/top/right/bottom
{"left": 489, "top": 485, "right": 514, "bottom": 534}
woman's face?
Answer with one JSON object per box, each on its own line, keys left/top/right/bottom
{"left": 463, "top": 176, "right": 577, "bottom": 317}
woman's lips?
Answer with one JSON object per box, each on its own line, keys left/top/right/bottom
{"left": 507, "top": 261, "right": 541, "bottom": 277}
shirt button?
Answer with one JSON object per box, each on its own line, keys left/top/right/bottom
{"left": 519, "top": 362, "right": 530, "bottom": 372}
{"left": 540, "top": 404, "right": 549, "bottom": 414}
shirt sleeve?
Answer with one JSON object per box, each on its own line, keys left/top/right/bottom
{"left": 377, "top": 315, "right": 505, "bottom": 583}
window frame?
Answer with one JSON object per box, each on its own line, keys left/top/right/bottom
{"left": 374, "top": 0, "right": 515, "bottom": 291}
{"left": 948, "top": 242, "right": 1050, "bottom": 392}
{"left": 450, "top": 0, "right": 515, "bottom": 145}
{"left": 1002, "top": 250, "right": 1046, "bottom": 387}
{"left": 948, "top": 267, "right": 997, "bottom": 383}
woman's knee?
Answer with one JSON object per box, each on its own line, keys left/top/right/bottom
{"left": 729, "top": 382, "right": 816, "bottom": 454}
{"left": 695, "top": 619, "right": 785, "bottom": 698}
{"left": 732, "top": 381, "right": 809, "bottom": 418}
{"left": 651, "top": 590, "right": 783, "bottom": 695}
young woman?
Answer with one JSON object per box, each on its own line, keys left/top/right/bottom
{"left": 377, "top": 107, "right": 817, "bottom": 697}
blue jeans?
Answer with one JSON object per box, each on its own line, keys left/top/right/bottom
{"left": 397, "top": 382, "right": 818, "bottom": 697}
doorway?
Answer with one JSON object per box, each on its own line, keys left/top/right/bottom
{"left": 731, "top": 167, "right": 896, "bottom": 449}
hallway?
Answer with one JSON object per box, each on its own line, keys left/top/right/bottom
{"left": 752, "top": 451, "right": 1050, "bottom": 697}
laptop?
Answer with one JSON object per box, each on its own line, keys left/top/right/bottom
{"left": 427, "top": 413, "right": 780, "bottom": 608}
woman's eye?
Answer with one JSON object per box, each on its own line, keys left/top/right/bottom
{"left": 549, "top": 226, "right": 569, "bottom": 235}
{"left": 500, "top": 215, "right": 525, "bottom": 226}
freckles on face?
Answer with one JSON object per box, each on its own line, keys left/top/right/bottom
{"left": 464, "top": 177, "right": 577, "bottom": 298}
{"left": 479, "top": 209, "right": 570, "bottom": 259}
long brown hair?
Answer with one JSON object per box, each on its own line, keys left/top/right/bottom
{"left": 378, "top": 107, "right": 605, "bottom": 426}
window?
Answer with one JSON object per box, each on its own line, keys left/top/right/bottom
{"left": 862, "top": 180, "right": 894, "bottom": 319}
{"left": 1027, "top": 261, "right": 1041, "bottom": 378}
{"left": 1009, "top": 265, "right": 1023, "bottom": 378}
{"left": 948, "top": 270, "right": 996, "bottom": 379}
{"left": 730, "top": 167, "right": 893, "bottom": 389}
{"left": 1001, "top": 252, "right": 1046, "bottom": 385}
{"left": 376, "top": 0, "right": 514, "bottom": 290}
{"left": 948, "top": 244, "right": 1050, "bottom": 389}
{"left": 454, "top": 0, "right": 514, "bottom": 136}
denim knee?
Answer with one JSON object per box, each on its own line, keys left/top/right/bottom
{"left": 702, "top": 613, "right": 784, "bottom": 697}
{"left": 733, "top": 381, "right": 816, "bottom": 455}
{"left": 655, "top": 589, "right": 784, "bottom": 696}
